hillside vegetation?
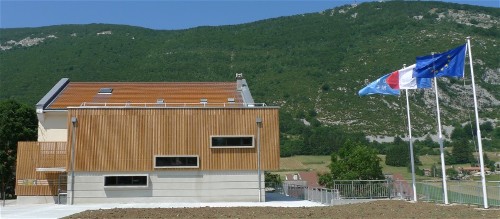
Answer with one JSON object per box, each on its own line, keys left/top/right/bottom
{"left": 1, "top": 1, "right": 499, "bottom": 138}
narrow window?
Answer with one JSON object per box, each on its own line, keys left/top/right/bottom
{"left": 98, "top": 88, "right": 113, "bottom": 94}
{"left": 104, "top": 175, "right": 148, "bottom": 187}
{"left": 210, "top": 136, "right": 254, "bottom": 148}
{"left": 154, "top": 155, "right": 199, "bottom": 168}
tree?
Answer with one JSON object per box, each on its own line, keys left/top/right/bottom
{"left": 319, "top": 141, "right": 384, "bottom": 188}
{"left": 264, "top": 172, "right": 282, "bottom": 187}
{"left": 448, "top": 138, "right": 474, "bottom": 164}
{"left": 303, "top": 126, "right": 346, "bottom": 155}
{"left": 451, "top": 126, "right": 467, "bottom": 141}
{"left": 446, "top": 168, "right": 459, "bottom": 180}
{"left": 480, "top": 122, "right": 494, "bottom": 135}
{"left": 385, "top": 137, "right": 420, "bottom": 167}
{"left": 479, "top": 153, "right": 496, "bottom": 172}
{"left": 0, "top": 100, "right": 37, "bottom": 199}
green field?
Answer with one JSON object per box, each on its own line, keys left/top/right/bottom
{"left": 277, "top": 155, "right": 331, "bottom": 178}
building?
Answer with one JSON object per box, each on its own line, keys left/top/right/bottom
{"left": 458, "top": 167, "right": 491, "bottom": 176}
{"left": 282, "top": 172, "right": 324, "bottom": 199}
{"left": 16, "top": 74, "right": 280, "bottom": 204}
{"left": 284, "top": 172, "right": 324, "bottom": 188}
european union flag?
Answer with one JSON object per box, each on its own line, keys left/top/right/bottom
{"left": 413, "top": 44, "right": 467, "bottom": 78}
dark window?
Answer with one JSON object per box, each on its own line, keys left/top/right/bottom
{"left": 211, "top": 136, "right": 253, "bottom": 147}
{"left": 155, "top": 156, "right": 199, "bottom": 168}
{"left": 104, "top": 176, "right": 147, "bottom": 186}
{"left": 98, "top": 88, "right": 113, "bottom": 94}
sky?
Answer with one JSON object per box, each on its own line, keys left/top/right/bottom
{"left": 1, "top": 0, "right": 499, "bottom": 30}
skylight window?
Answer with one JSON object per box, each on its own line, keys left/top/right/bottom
{"left": 98, "top": 88, "right": 113, "bottom": 94}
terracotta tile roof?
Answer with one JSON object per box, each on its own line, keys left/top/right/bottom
{"left": 47, "top": 82, "right": 242, "bottom": 109}
{"left": 285, "top": 172, "right": 324, "bottom": 188}
{"left": 298, "top": 172, "right": 323, "bottom": 188}
{"left": 459, "top": 167, "right": 490, "bottom": 172}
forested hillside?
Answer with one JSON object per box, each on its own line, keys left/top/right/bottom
{"left": 1, "top": 1, "right": 499, "bottom": 140}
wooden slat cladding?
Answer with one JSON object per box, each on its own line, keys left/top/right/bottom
{"left": 67, "top": 108, "right": 279, "bottom": 172}
{"left": 39, "top": 142, "right": 67, "bottom": 168}
{"left": 16, "top": 142, "right": 67, "bottom": 196}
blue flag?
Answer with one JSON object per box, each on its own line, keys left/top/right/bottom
{"left": 413, "top": 44, "right": 466, "bottom": 78}
{"left": 359, "top": 64, "right": 431, "bottom": 96}
{"left": 358, "top": 73, "right": 400, "bottom": 96}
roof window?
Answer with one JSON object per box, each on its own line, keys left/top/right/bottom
{"left": 98, "top": 88, "right": 113, "bottom": 94}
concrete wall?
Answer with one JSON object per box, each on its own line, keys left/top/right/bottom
{"left": 67, "top": 170, "right": 265, "bottom": 204}
{"left": 37, "top": 111, "right": 68, "bottom": 142}
{"left": 16, "top": 196, "right": 60, "bottom": 204}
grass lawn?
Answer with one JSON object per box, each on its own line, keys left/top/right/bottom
{"left": 277, "top": 155, "right": 330, "bottom": 179}
{"left": 278, "top": 155, "right": 434, "bottom": 180}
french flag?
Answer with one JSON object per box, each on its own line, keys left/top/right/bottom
{"left": 387, "top": 64, "right": 432, "bottom": 90}
{"left": 359, "top": 64, "right": 431, "bottom": 96}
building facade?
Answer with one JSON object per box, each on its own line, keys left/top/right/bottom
{"left": 16, "top": 75, "right": 279, "bottom": 204}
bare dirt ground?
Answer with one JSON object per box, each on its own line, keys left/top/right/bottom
{"left": 64, "top": 200, "right": 500, "bottom": 219}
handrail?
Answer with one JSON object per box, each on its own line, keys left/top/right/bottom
{"left": 79, "top": 102, "right": 268, "bottom": 108}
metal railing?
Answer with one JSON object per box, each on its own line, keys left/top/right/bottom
{"left": 79, "top": 102, "right": 268, "bottom": 108}
{"left": 273, "top": 180, "right": 396, "bottom": 205}
{"left": 270, "top": 179, "right": 500, "bottom": 207}
{"left": 331, "top": 180, "right": 392, "bottom": 199}
{"left": 416, "top": 180, "right": 500, "bottom": 207}
{"left": 306, "top": 187, "right": 340, "bottom": 205}
{"left": 57, "top": 174, "right": 67, "bottom": 204}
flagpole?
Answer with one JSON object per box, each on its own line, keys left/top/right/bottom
{"left": 433, "top": 77, "right": 449, "bottom": 205}
{"left": 405, "top": 88, "right": 417, "bottom": 202}
{"left": 467, "top": 36, "right": 488, "bottom": 209}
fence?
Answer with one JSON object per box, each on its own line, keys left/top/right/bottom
{"left": 276, "top": 183, "right": 340, "bottom": 204}
{"left": 306, "top": 187, "right": 340, "bottom": 205}
{"left": 271, "top": 180, "right": 500, "bottom": 207}
{"left": 329, "top": 180, "right": 500, "bottom": 206}
{"left": 274, "top": 180, "right": 403, "bottom": 205}
{"left": 417, "top": 180, "right": 500, "bottom": 207}
{"left": 332, "top": 180, "right": 391, "bottom": 199}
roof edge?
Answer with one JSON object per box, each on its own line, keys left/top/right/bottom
{"left": 36, "top": 78, "right": 70, "bottom": 112}
{"left": 239, "top": 79, "right": 254, "bottom": 104}
{"left": 67, "top": 106, "right": 280, "bottom": 109}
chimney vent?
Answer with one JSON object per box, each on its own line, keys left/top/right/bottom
{"left": 236, "top": 73, "right": 244, "bottom": 91}
{"left": 235, "top": 73, "right": 243, "bottom": 80}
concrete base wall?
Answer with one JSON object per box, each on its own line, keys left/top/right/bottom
{"left": 66, "top": 170, "right": 264, "bottom": 204}
{"left": 16, "top": 196, "right": 58, "bottom": 204}
{"left": 330, "top": 199, "right": 379, "bottom": 205}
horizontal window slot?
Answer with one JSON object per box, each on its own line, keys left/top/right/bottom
{"left": 104, "top": 175, "right": 148, "bottom": 187}
{"left": 154, "top": 155, "right": 199, "bottom": 168}
{"left": 211, "top": 136, "right": 254, "bottom": 148}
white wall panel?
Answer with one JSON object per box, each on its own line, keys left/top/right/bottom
{"left": 69, "top": 170, "right": 265, "bottom": 204}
